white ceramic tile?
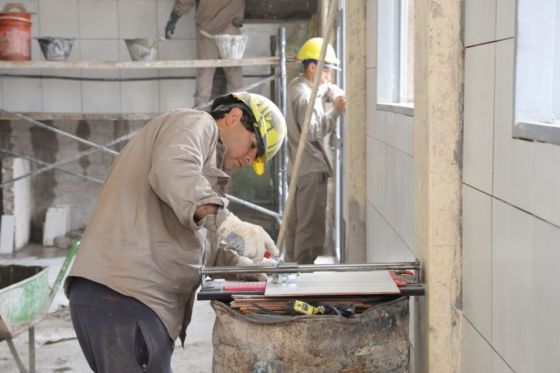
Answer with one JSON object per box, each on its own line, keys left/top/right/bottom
{"left": 121, "top": 81, "right": 159, "bottom": 113}
{"left": 463, "top": 43, "right": 495, "bottom": 194}
{"left": 493, "top": 39, "right": 534, "bottom": 212}
{"left": 80, "top": 40, "right": 120, "bottom": 78}
{"left": 79, "top": 0, "right": 119, "bottom": 39}
{"left": 368, "top": 138, "right": 385, "bottom": 214}
{"left": 492, "top": 352, "right": 514, "bottom": 373}
{"left": 532, "top": 218, "right": 560, "bottom": 372}
{"left": 366, "top": 68, "right": 377, "bottom": 137}
{"left": 366, "top": 201, "right": 378, "bottom": 262}
{"left": 532, "top": 142, "right": 560, "bottom": 227}
{"left": 463, "top": 319, "right": 492, "bottom": 373}
{"left": 156, "top": 0, "right": 196, "bottom": 39}
{"left": 492, "top": 199, "right": 535, "bottom": 372}
{"left": 42, "top": 79, "right": 82, "bottom": 112}
{"left": 82, "top": 81, "right": 121, "bottom": 113}
{"left": 159, "top": 79, "right": 195, "bottom": 111}
{"left": 387, "top": 113, "right": 412, "bottom": 155}
{"left": 496, "top": 0, "right": 515, "bottom": 40}
{"left": 158, "top": 39, "right": 197, "bottom": 61}
{"left": 242, "top": 24, "right": 277, "bottom": 76}
{"left": 374, "top": 109, "right": 386, "bottom": 142}
{"left": 118, "top": 0, "right": 157, "bottom": 39}
{"left": 465, "top": 0, "right": 496, "bottom": 46}
{"left": 366, "top": 0, "right": 377, "bottom": 69}
{"left": 3, "top": 78, "right": 43, "bottom": 112}
{"left": 366, "top": 203, "right": 413, "bottom": 263}
{"left": 38, "top": 0, "right": 79, "bottom": 38}
{"left": 462, "top": 185, "right": 492, "bottom": 340}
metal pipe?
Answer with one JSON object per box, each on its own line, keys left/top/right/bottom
{"left": 276, "top": 0, "right": 339, "bottom": 249}
{"left": 225, "top": 193, "right": 281, "bottom": 221}
{"left": 0, "top": 109, "right": 119, "bottom": 156}
{"left": 202, "top": 261, "right": 420, "bottom": 276}
{"left": 277, "top": 27, "right": 288, "bottom": 219}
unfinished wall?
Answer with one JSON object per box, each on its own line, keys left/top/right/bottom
{"left": 462, "top": 0, "right": 560, "bottom": 371}
{"left": 1, "top": 157, "right": 32, "bottom": 250}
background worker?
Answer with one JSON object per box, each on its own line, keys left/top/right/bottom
{"left": 65, "top": 91, "right": 286, "bottom": 372}
{"left": 285, "top": 37, "right": 346, "bottom": 264}
{"left": 165, "top": 0, "right": 246, "bottom": 107}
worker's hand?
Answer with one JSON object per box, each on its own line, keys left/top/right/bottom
{"left": 165, "top": 11, "right": 180, "bottom": 39}
{"left": 334, "top": 95, "right": 346, "bottom": 113}
{"left": 234, "top": 256, "right": 270, "bottom": 282}
{"left": 217, "top": 213, "right": 279, "bottom": 261}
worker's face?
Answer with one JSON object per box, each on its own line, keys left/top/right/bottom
{"left": 308, "top": 63, "right": 333, "bottom": 85}
{"left": 222, "top": 108, "right": 260, "bottom": 170}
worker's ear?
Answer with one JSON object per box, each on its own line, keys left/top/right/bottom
{"left": 225, "top": 107, "right": 243, "bottom": 127}
{"left": 307, "top": 62, "right": 317, "bottom": 74}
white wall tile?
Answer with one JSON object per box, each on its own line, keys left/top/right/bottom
{"left": 463, "top": 319, "right": 492, "bottom": 373}
{"left": 82, "top": 82, "right": 121, "bottom": 113}
{"left": 366, "top": 0, "right": 377, "bottom": 69}
{"left": 493, "top": 352, "right": 514, "bottom": 373}
{"left": 156, "top": 0, "right": 196, "bottom": 39}
{"left": 493, "top": 39, "right": 534, "bottom": 212}
{"left": 464, "top": 43, "right": 495, "bottom": 193}
{"left": 158, "top": 39, "right": 197, "bottom": 61}
{"left": 3, "top": 78, "right": 43, "bottom": 112}
{"left": 492, "top": 199, "right": 535, "bottom": 372}
{"left": 367, "top": 202, "right": 413, "bottom": 263}
{"left": 118, "top": 0, "right": 157, "bottom": 39}
{"left": 496, "top": 0, "right": 515, "bottom": 40}
{"left": 374, "top": 109, "right": 386, "bottom": 142}
{"left": 79, "top": 0, "right": 119, "bottom": 39}
{"left": 80, "top": 40, "right": 120, "bottom": 78}
{"left": 368, "top": 138, "right": 385, "bottom": 214}
{"left": 386, "top": 113, "right": 412, "bottom": 155}
{"left": 39, "top": 0, "right": 79, "bottom": 38}
{"left": 532, "top": 143, "right": 560, "bottom": 227}
{"left": 366, "top": 68, "right": 377, "bottom": 137}
{"left": 462, "top": 185, "right": 492, "bottom": 340}
{"left": 465, "top": 0, "right": 496, "bottom": 46}
{"left": 42, "top": 80, "right": 82, "bottom": 112}
{"left": 159, "top": 79, "right": 195, "bottom": 111}
{"left": 121, "top": 81, "right": 159, "bottom": 113}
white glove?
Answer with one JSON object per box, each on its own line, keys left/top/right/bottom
{"left": 217, "top": 213, "right": 279, "bottom": 261}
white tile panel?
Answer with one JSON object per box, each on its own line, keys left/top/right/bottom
{"left": 492, "top": 352, "right": 514, "bottom": 373}
{"left": 42, "top": 79, "right": 82, "bottom": 112}
{"left": 118, "top": 0, "right": 157, "bottom": 39}
{"left": 82, "top": 81, "right": 121, "bottom": 113}
{"left": 121, "top": 81, "right": 159, "bottom": 113}
{"left": 367, "top": 202, "right": 413, "bottom": 263}
{"left": 533, "top": 143, "right": 560, "bottom": 227}
{"left": 79, "top": 0, "right": 119, "bottom": 39}
{"left": 158, "top": 39, "right": 197, "bottom": 61}
{"left": 366, "top": 68, "right": 377, "bottom": 137}
{"left": 496, "top": 0, "right": 515, "bottom": 40}
{"left": 368, "top": 138, "right": 385, "bottom": 214}
{"left": 386, "top": 113, "right": 412, "bottom": 155}
{"left": 464, "top": 43, "right": 495, "bottom": 194}
{"left": 465, "top": 0, "right": 496, "bottom": 46}
{"left": 80, "top": 40, "right": 120, "bottom": 78}
{"left": 462, "top": 185, "right": 492, "bottom": 340}
{"left": 366, "top": 0, "right": 377, "bottom": 69}
{"left": 374, "top": 110, "right": 387, "bottom": 142}
{"left": 38, "top": 0, "right": 80, "bottom": 38}
{"left": 159, "top": 79, "right": 195, "bottom": 111}
{"left": 462, "top": 319, "right": 492, "bottom": 373}
{"left": 492, "top": 199, "right": 535, "bottom": 372}
{"left": 3, "top": 78, "right": 43, "bottom": 112}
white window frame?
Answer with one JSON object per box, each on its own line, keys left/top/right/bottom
{"left": 513, "top": 0, "right": 560, "bottom": 145}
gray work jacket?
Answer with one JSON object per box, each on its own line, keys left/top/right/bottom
{"left": 173, "top": 0, "right": 245, "bottom": 35}
{"left": 66, "top": 110, "right": 240, "bottom": 344}
{"left": 286, "top": 75, "right": 343, "bottom": 178}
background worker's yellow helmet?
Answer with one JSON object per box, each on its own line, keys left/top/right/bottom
{"left": 297, "top": 37, "right": 340, "bottom": 68}
{"left": 230, "top": 92, "right": 287, "bottom": 175}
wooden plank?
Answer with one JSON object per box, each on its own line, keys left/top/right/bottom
{"left": 265, "top": 271, "right": 400, "bottom": 297}
{"left": 0, "top": 57, "right": 280, "bottom": 70}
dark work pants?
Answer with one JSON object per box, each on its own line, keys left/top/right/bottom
{"left": 68, "top": 277, "right": 174, "bottom": 373}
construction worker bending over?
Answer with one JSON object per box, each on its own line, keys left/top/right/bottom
{"left": 65, "top": 92, "right": 286, "bottom": 372}
{"left": 285, "top": 37, "right": 346, "bottom": 264}
{"left": 165, "top": 0, "right": 246, "bottom": 107}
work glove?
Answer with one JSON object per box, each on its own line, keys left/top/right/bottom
{"left": 165, "top": 11, "right": 180, "bottom": 39}
{"left": 217, "top": 213, "right": 279, "bottom": 261}
{"left": 233, "top": 256, "right": 271, "bottom": 282}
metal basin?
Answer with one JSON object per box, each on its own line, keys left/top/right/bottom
{"left": 124, "top": 38, "right": 158, "bottom": 61}
{"left": 36, "top": 37, "right": 75, "bottom": 61}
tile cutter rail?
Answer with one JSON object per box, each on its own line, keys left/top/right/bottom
{"left": 198, "top": 261, "right": 424, "bottom": 301}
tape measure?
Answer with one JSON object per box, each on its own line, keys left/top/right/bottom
{"left": 286, "top": 300, "right": 325, "bottom": 316}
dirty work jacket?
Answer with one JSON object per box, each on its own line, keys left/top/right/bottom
{"left": 173, "top": 0, "right": 245, "bottom": 35}
{"left": 286, "top": 75, "right": 343, "bottom": 178}
{"left": 67, "top": 110, "right": 238, "bottom": 343}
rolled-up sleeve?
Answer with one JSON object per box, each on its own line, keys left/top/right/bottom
{"left": 172, "top": 0, "right": 195, "bottom": 17}
{"left": 148, "top": 113, "right": 227, "bottom": 230}
{"left": 293, "top": 91, "right": 339, "bottom": 142}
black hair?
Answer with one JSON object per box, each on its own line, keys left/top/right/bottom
{"left": 210, "top": 94, "right": 255, "bottom": 133}
{"left": 302, "top": 59, "right": 317, "bottom": 70}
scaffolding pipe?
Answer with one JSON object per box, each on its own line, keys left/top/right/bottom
{"left": 276, "top": 0, "right": 339, "bottom": 250}
{"left": 226, "top": 193, "right": 281, "bottom": 221}
{"left": 277, "top": 28, "right": 288, "bottom": 218}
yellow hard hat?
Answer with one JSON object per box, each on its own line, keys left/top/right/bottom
{"left": 230, "top": 92, "right": 287, "bottom": 175}
{"left": 297, "top": 37, "right": 340, "bottom": 67}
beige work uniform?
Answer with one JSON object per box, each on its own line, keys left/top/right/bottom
{"left": 285, "top": 75, "right": 342, "bottom": 264}
{"left": 66, "top": 110, "right": 243, "bottom": 344}
{"left": 173, "top": 0, "right": 245, "bottom": 106}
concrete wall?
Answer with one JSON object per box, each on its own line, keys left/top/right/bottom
{"left": 462, "top": 0, "right": 560, "bottom": 371}
{"left": 1, "top": 157, "right": 32, "bottom": 250}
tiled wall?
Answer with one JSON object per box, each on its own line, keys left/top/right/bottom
{"left": 0, "top": 0, "right": 288, "bottom": 114}
{"left": 463, "top": 0, "right": 560, "bottom": 371}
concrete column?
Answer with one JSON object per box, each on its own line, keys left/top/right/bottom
{"left": 413, "top": 1, "right": 463, "bottom": 372}
{"left": 343, "top": 0, "right": 367, "bottom": 263}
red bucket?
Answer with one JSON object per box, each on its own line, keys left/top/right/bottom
{"left": 0, "top": 3, "right": 32, "bottom": 61}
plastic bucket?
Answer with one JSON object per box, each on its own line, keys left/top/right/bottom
{"left": 0, "top": 3, "right": 32, "bottom": 61}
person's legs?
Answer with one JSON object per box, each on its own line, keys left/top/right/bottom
{"left": 69, "top": 277, "right": 174, "bottom": 373}
{"left": 222, "top": 24, "right": 244, "bottom": 92}
{"left": 292, "top": 173, "right": 328, "bottom": 264}
{"left": 284, "top": 178, "right": 298, "bottom": 262}
{"left": 195, "top": 32, "right": 219, "bottom": 107}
